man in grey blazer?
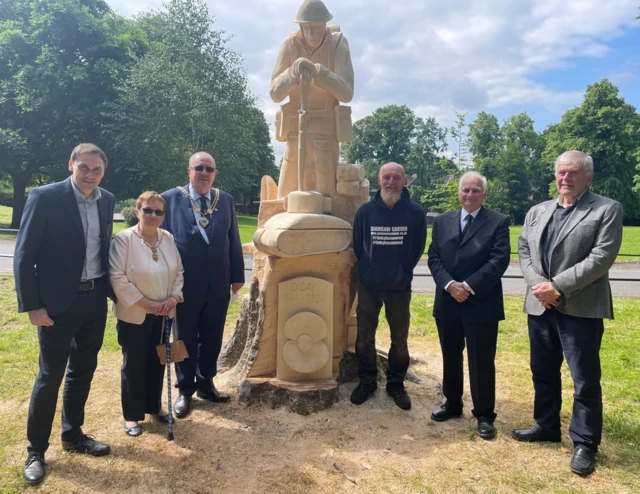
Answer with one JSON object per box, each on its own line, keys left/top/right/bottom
{"left": 512, "top": 150, "right": 623, "bottom": 477}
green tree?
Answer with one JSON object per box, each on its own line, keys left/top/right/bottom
{"left": 341, "top": 104, "right": 449, "bottom": 207}
{"left": 0, "top": 0, "right": 147, "bottom": 227}
{"left": 467, "top": 111, "right": 501, "bottom": 176}
{"left": 342, "top": 104, "right": 417, "bottom": 183}
{"left": 420, "top": 158, "right": 459, "bottom": 213}
{"left": 106, "top": 0, "right": 273, "bottom": 200}
{"left": 468, "top": 112, "right": 548, "bottom": 222}
{"left": 544, "top": 79, "right": 640, "bottom": 218}
{"left": 449, "top": 110, "right": 470, "bottom": 168}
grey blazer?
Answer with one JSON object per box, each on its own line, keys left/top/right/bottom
{"left": 519, "top": 189, "right": 623, "bottom": 319}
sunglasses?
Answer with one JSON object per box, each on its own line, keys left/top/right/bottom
{"left": 141, "top": 208, "right": 165, "bottom": 216}
{"left": 191, "top": 165, "right": 216, "bottom": 174}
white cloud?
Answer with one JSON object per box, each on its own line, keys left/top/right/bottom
{"left": 107, "top": 0, "right": 639, "bottom": 162}
{"left": 609, "top": 72, "right": 637, "bottom": 85}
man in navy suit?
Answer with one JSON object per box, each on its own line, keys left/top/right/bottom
{"left": 427, "top": 171, "right": 510, "bottom": 440}
{"left": 161, "top": 152, "right": 244, "bottom": 417}
{"left": 14, "top": 143, "right": 116, "bottom": 486}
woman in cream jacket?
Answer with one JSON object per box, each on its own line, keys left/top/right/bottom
{"left": 109, "top": 191, "right": 184, "bottom": 437}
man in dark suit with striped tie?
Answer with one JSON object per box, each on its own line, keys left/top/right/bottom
{"left": 161, "top": 152, "right": 244, "bottom": 418}
{"left": 427, "top": 171, "right": 510, "bottom": 440}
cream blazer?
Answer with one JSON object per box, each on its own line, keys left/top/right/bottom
{"left": 109, "top": 226, "right": 184, "bottom": 324}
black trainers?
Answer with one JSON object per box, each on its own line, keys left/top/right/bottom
{"left": 62, "top": 434, "right": 110, "bottom": 456}
{"left": 386, "top": 385, "right": 411, "bottom": 410}
{"left": 350, "top": 383, "right": 377, "bottom": 405}
{"left": 23, "top": 452, "right": 45, "bottom": 486}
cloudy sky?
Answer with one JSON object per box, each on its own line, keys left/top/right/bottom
{"left": 109, "top": 0, "right": 640, "bottom": 159}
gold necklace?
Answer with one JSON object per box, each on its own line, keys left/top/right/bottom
{"left": 177, "top": 186, "right": 220, "bottom": 228}
{"left": 135, "top": 226, "right": 163, "bottom": 262}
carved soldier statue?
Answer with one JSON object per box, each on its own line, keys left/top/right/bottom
{"left": 270, "top": 0, "right": 355, "bottom": 199}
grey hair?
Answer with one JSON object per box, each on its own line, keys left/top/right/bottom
{"left": 555, "top": 150, "right": 594, "bottom": 174}
{"left": 458, "top": 171, "right": 488, "bottom": 193}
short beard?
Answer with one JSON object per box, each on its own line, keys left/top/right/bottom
{"left": 381, "top": 188, "right": 402, "bottom": 206}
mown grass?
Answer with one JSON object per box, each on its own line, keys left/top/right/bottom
{"left": 1, "top": 274, "right": 638, "bottom": 492}
{"left": 3, "top": 204, "right": 640, "bottom": 260}
{"left": 1, "top": 206, "right": 257, "bottom": 245}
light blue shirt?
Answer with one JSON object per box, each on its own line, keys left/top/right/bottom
{"left": 188, "top": 185, "right": 213, "bottom": 244}
{"left": 70, "top": 179, "right": 104, "bottom": 280}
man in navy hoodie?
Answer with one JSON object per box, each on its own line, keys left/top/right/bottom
{"left": 351, "top": 162, "right": 427, "bottom": 410}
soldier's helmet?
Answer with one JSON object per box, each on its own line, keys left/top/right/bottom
{"left": 294, "top": 0, "right": 333, "bottom": 23}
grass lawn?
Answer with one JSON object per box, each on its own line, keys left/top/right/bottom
{"left": 2, "top": 206, "right": 257, "bottom": 245}
{"left": 3, "top": 204, "right": 640, "bottom": 261}
{"left": 0, "top": 275, "right": 638, "bottom": 492}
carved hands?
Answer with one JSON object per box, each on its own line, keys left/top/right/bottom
{"left": 292, "top": 58, "right": 320, "bottom": 83}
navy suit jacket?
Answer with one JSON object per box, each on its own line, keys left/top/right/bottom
{"left": 161, "top": 185, "right": 244, "bottom": 303}
{"left": 14, "top": 177, "right": 115, "bottom": 316}
{"left": 427, "top": 206, "right": 510, "bottom": 322}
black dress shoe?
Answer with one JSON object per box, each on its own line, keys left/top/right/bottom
{"left": 350, "top": 383, "right": 377, "bottom": 405}
{"left": 386, "top": 385, "right": 411, "bottom": 410}
{"left": 478, "top": 420, "right": 497, "bottom": 440}
{"left": 570, "top": 445, "right": 596, "bottom": 477}
{"left": 174, "top": 394, "right": 192, "bottom": 418}
{"left": 62, "top": 434, "right": 110, "bottom": 456}
{"left": 431, "top": 402, "right": 463, "bottom": 422}
{"left": 151, "top": 413, "right": 170, "bottom": 424}
{"left": 23, "top": 452, "right": 45, "bottom": 486}
{"left": 123, "top": 420, "right": 143, "bottom": 437}
{"left": 511, "top": 423, "right": 561, "bottom": 443}
{"left": 196, "top": 384, "right": 230, "bottom": 403}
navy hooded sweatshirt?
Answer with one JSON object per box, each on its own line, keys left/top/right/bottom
{"left": 353, "top": 188, "right": 427, "bottom": 291}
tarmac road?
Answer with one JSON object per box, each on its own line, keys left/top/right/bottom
{"left": 2, "top": 240, "right": 639, "bottom": 298}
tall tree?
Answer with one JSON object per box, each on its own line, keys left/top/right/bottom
{"left": 468, "top": 112, "right": 548, "bottom": 222}
{"left": 0, "top": 0, "right": 146, "bottom": 227}
{"left": 544, "top": 79, "right": 640, "bottom": 218}
{"left": 467, "top": 111, "right": 501, "bottom": 175}
{"left": 449, "top": 110, "right": 470, "bottom": 168}
{"left": 342, "top": 104, "right": 417, "bottom": 183}
{"left": 105, "top": 0, "right": 272, "bottom": 200}
{"left": 341, "top": 104, "right": 449, "bottom": 207}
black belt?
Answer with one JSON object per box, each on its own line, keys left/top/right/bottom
{"left": 79, "top": 278, "right": 101, "bottom": 292}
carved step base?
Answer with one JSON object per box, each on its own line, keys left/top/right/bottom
{"left": 238, "top": 378, "right": 339, "bottom": 416}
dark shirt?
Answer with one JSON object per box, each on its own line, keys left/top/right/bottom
{"left": 540, "top": 191, "right": 587, "bottom": 277}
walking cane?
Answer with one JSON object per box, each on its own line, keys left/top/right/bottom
{"left": 164, "top": 315, "right": 175, "bottom": 441}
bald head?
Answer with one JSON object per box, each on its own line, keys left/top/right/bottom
{"left": 378, "top": 162, "right": 406, "bottom": 181}
{"left": 187, "top": 151, "right": 218, "bottom": 195}
{"left": 189, "top": 152, "right": 215, "bottom": 167}
{"left": 378, "top": 162, "right": 406, "bottom": 208}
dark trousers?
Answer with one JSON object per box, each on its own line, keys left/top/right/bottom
{"left": 27, "top": 280, "right": 107, "bottom": 455}
{"left": 355, "top": 283, "right": 411, "bottom": 387}
{"left": 175, "top": 290, "right": 230, "bottom": 396}
{"left": 117, "top": 315, "right": 165, "bottom": 422}
{"left": 435, "top": 318, "right": 498, "bottom": 421}
{"left": 528, "top": 309, "right": 604, "bottom": 451}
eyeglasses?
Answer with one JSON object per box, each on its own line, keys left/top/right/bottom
{"left": 141, "top": 208, "right": 165, "bottom": 216}
{"left": 190, "top": 166, "right": 216, "bottom": 174}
